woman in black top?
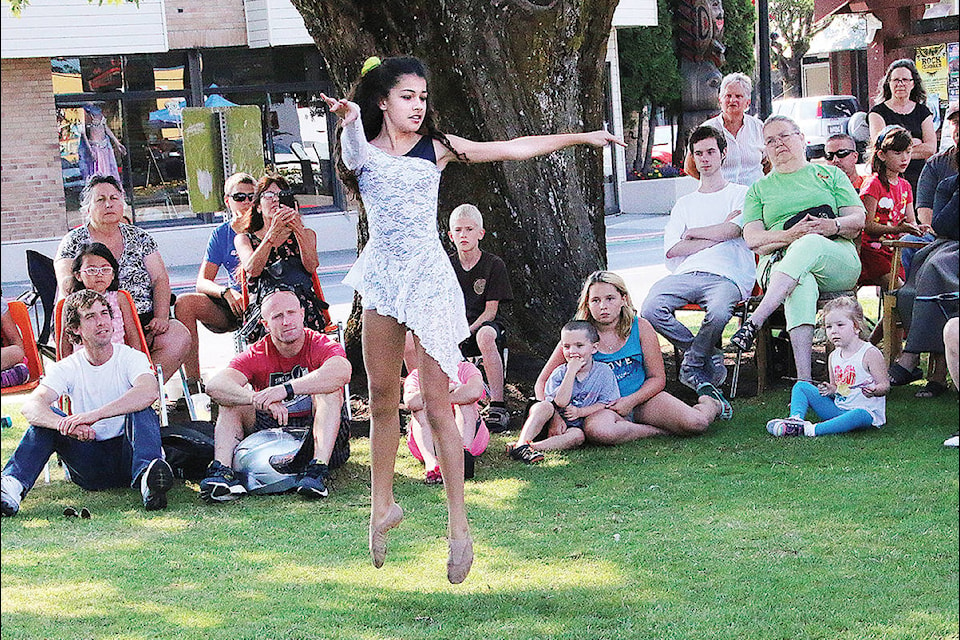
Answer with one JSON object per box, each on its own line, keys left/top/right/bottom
{"left": 868, "top": 59, "right": 937, "bottom": 192}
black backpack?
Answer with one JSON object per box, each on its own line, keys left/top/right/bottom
{"left": 160, "top": 421, "right": 216, "bottom": 480}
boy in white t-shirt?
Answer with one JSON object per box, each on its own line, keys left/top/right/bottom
{"left": 641, "top": 125, "right": 757, "bottom": 391}
{"left": 1, "top": 291, "right": 172, "bottom": 517}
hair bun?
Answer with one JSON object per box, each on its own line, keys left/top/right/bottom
{"left": 361, "top": 56, "right": 382, "bottom": 77}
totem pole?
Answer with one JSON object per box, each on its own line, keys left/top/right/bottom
{"left": 675, "top": 0, "right": 725, "bottom": 162}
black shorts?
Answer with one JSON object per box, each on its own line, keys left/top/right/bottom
{"left": 206, "top": 294, "right": 242, "bottom": 332}
{"left": 459, "top": 320, "right": 506, "bottom": 358}
{"left": 253, "top": 411, "right": 314, "bottom": 434}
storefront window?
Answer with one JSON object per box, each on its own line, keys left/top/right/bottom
{"left": 51, "top": 47, "right": 338, "bottom": 227}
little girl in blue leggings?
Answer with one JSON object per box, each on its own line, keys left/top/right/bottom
{"left": 767, "top": 296, "right": 889, "bottom": 437}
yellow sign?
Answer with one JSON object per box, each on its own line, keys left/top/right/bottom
{"left": 916, "top": 44, "right": 948, "bottom": 101}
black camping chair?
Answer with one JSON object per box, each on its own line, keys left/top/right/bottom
{"left": 17, "top": 250, "right": 58, "bottom": 361}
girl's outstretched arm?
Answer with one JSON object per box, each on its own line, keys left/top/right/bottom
{"left": 441, "top": 130, "right": 624, "bottom": 167}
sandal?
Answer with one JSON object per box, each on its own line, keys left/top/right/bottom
{"left": 424, "top": 466, "right": 443, "bottom": 485}
{"left": 730, "top": 320, "right": 759, "bottom": 351}
{"left": 915, "top": 381, "right": 948, "bottom": 399}
{"left": 888, "top": 362, "right": 923, "bottom": 386}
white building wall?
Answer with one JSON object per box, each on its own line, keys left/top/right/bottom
{"left": 1, "top": 0, "right": 168, "bottom": 58}
{"left": 245, "top": 0, "right": 312, "bottom": 49}
{"left": 613, "top": 0, "right": 658, "bottom": 27}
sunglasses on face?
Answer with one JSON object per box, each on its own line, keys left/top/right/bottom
{"left": 229, "top": 193, "right": 255, "bottom": 202}
{"left": 824, "top": 149, "right": 856, "bottom": 161}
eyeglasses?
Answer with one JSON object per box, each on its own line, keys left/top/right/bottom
{"left": 78, "top": 266, "right": 114, "bottom": 276}
{"left": 229, "top": 193, "right": 255, "bottom": 202}
{"left": 824, "top": 149, "right": 856, "bottom": 161}
{"left": 890, "top": 78, "right": 914, "bottom": 85}
{"left": 764, "top": 131, "right": 800, "bottom": 147}
{"left": 259, "top": 191, "right": 283, "bottom": 201}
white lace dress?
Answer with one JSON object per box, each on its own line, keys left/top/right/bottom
{"left": 341, "top": 116, "right": 469, "bottom": 379}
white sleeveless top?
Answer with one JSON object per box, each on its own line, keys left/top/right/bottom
{"left": 830, "top": 341, "right": 886, "bottom": 426}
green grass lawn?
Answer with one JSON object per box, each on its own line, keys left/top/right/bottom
{"left": 2, "top": 381, "right": 958, "bottom": 640}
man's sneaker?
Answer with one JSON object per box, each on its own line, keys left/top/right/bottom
{"left": 697, "top": 382, "right": 733, "bottom": 420}
{"left": 508, "top": 443, "right": 544, "bottom": 464}
{"left": 766, "top": 417, "right": 807, "bottom": 437}
{"left": 679, "top": 366, "right": 704, "bottom": 391}
{"left": 140, "top": 458, "right": 174, "bottom": 511}
{"left": 944, "top": 432, "right": 959, "bottom": 448}
{"left": 485, "top": 405, "right": 512, "bottom": 433}
{"left": 296, "top": 460, "right": 329, "bottom": 499}
{"left": 199, "top": 460, "right": 246, "bottom": 502}
{"left": 1, "top": 474, "right": 24, "bottom": 517}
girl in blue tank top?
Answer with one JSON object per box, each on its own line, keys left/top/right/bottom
{"left": 536, "top": 271, "right": 730, "bottom": 444}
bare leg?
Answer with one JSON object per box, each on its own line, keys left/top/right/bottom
{"left": 945, "top": 318, "right": 959, "bottom": 391}
{"left": 633, "top": 391, "right": 714, "bottom": 437}
{"left": 363, "top": 311, "right": 407, "bottom": 568}
{"left": 538, "top": 413, "right": 586, "bottom": 451}
{"left": 454, "top": 404, "right": 477, "bottom": 449}
{"left": 748, "top": 271, "right": 799, "bottom": 327}
{"left": 476, "top": 326, "right": 504, "bottom": 402}
{"left": 1, "top": 344, "right": 25, "bottom": 371}
{"left": 410, "top": 408, "right": 440, "bottom": 472}
{"left": 583, "top": 408, "right": 668, "bottom": 445}
{"left": 411, "top": 333, "right": 472, "bottom": 583}
{"left": 514, "top": 400, "right": 554, "bottom": 446}
{"left": 174, "top": 293, "right": 235, "bottom": 380}
{"left": 150, "top": 319, "right": 191, "bottom": 383}
{"left": 311, "top": 389, "right": 344, "bottom": 464}
{"left": 788, "top": 324, "right": 814, "bottom": 381}
{"left": 213, "top": 404, "right": 255, "bottom": 465}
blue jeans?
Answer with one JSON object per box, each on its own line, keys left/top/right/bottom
{"left": 2, "top": 408, "right": 163, "bottom": 497}
{"left": 790, "top": 381, "right": 875, "bottom": 436}
{"left": 641, "top": 271, "right": 742, "bottom": 372}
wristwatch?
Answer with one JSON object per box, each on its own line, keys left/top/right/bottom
{"left": 220, "top": 287, "right": 229, "bottom": 300}
{"left": 284, "top": 382, "right": 295, "bottom": 400}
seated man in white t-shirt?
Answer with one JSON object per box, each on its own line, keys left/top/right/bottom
{"left": 641, "top": 125, "right": 757, "bottom": 392}
{"left": 1, "top": 290, "right": 172, "bottom": 517}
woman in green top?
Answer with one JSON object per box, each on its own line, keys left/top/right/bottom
{"left": 730, "top": 115, "right": 866, "bottom": 381}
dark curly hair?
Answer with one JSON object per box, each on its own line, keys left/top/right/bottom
{"left": 335, "top": 56, "right": 466, "bottom": 196}
{"left": 243, "top": 174, "right": 292, "bottom": 234}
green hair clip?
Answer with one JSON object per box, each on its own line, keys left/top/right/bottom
{"left": 361, "top": 56, "right": 382, "bottom": 77}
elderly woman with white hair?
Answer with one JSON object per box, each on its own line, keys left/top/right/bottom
{"left": 700, "top": 72, "right": 767, "bottom": 186}
{"left": 729, "top": 115, "right": 866, "bottom": 382}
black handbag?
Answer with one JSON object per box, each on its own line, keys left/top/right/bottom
{"left": 782, "top": 204, "right": 837, "bottom": 231}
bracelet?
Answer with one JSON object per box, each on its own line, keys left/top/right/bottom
{"left": 834, "top": 219, "right": 842, "bottom": 235}
{"left": 284, "top": 382, "right": 295, "bottom": 400}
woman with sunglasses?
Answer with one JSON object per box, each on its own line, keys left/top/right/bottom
{"left": 174, "top": 172, "right": 256, "bottom": 391}
{"left": 868, "top": 59, "right": 937, "bottom": 193}
{"left": 235, "top": 174, "right": 326, "bottom": 343}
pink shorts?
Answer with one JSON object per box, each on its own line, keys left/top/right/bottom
{"left": 407, "top": 416, "right": 490, "bottom": 462}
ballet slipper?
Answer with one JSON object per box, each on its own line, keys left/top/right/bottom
{"left": 447, "top": 536, "right": 473, "bottom": 584}
{"left": 369, "top": 503, "right": 403, "bottom": 569}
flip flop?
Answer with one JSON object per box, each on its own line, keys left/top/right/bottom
{"left": 888, "top": 362, "right": 923, "bottom": 386}
{"left": 915, "top": 381, "right": 948, "bottom": 399}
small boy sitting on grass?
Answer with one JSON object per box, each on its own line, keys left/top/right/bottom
{"left": 509, "top": 320, "right": 619, "bottom": 464}
{"left": 449, "top": 204, "right": 513, "bottom": 431}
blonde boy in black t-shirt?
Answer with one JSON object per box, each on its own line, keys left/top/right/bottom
{"left": 448, "top": 204, "right": 513, "bottom": 430}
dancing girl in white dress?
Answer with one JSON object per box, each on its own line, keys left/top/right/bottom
{"left": 323, "top": 55, "right": 623, "bottom": 584}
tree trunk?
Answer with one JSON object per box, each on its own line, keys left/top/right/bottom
{"left": 292, "top": 0, "right": 619, "bottom": 367}
{"left": 625, "top": 110, "right": 640, "bottom": 176}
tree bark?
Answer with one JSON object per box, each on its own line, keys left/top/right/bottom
{"left": 291, "top": 0, "right": 619, "bottom": 368}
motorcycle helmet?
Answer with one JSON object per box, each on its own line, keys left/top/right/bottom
{"left": 232, "top": 428, "right": 301, "bottom": 494}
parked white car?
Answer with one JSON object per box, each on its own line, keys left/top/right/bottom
{"left": 772, "top": 95, "right": 862, "bottom": 159}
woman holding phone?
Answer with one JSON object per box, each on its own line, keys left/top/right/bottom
{"left": 235, "top": 174, "right": 327, "bottom": 342}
